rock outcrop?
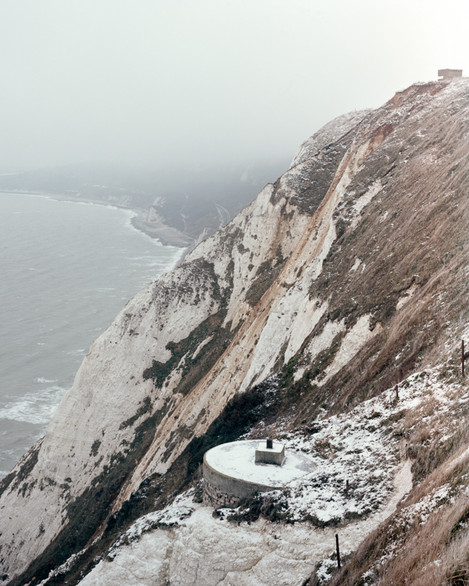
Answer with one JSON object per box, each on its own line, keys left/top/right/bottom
{"left": 0, "top": 78, "right": 468, "bottom": 585}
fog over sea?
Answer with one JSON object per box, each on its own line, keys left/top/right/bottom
{"left": 0, "top": 193, "right": 182, "bottom": 478}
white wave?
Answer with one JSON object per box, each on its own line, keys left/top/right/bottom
{"left": 64, "top": 348, "right": 86, "bottom": 356}
{"left": 0, "top": 386, "right": 66, "bottom": 425}
{"left": 36, "top": 377, "right": 57, "bottom": 384}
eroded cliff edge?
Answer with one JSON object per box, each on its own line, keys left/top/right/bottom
{"left": 0, "top": 78, "right": 468, "bottom": 585}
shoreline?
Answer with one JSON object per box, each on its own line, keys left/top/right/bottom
{"left": 0, "top": 193, "right": 187, "bottom": 478}
{"left": 0, "top": 189, "right": 193, "bottom": 249}
{"left": 129, "top": 209, "right": 194, "bottom": 248}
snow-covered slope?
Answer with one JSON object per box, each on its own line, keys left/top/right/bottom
{"left": 0, "top": 78, "right": 468, "bottom": 585}
{"left": 78, "top": 365, "right": 461, "bottom": 585}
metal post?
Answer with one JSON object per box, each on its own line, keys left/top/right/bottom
{"left": 266, "top": 439, "right": 273, "bottom": 449}
{"left": 336, "top": 534, "right": 341, "bottom": 569}
{"left": 463, "top": 340, "right": 465, "bottom": 377}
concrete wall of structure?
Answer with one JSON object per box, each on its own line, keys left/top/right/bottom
{"left": 203, "top": 478, "right": 243, "bottom": 508}
{"left": 438, "top": 69, "right": 463, "bottom": 79}
{"left": 203, "top": 455, "right": 278, "bottom": 508}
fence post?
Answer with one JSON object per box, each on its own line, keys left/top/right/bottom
{"left": 462, "top": 340, "right": 465, "bottom": 377}
{"left": 336, "top": 533, "right": 341, "bottom": 569}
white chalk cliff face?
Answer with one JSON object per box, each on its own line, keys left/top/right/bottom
{"left": 0, "top": 79, "right": 468, "bottom": 585}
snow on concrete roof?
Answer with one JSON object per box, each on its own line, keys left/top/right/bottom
{"left": 204, "top": 439, "right": 314, "bottom": 487}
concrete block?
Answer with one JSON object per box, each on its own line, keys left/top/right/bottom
{"left": 255, "top": 440, "right": 285, "bottom": 466}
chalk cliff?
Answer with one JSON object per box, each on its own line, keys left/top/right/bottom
{"left": 0, "top": 78, "right": 468, "bottom": 585}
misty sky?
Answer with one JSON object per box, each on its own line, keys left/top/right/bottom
{"left": 1, "top": 0, "right": 468, "bottom": 172}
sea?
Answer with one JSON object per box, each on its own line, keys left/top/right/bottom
{"left": 0, "top": 193, "right": 183, "bottom": 479}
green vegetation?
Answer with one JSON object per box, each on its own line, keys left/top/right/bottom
{"left": 119, "top": 396, "right": 152, "bottom": 430}
{"left": 90, "top": 440, "right": 101, "bottom": 457}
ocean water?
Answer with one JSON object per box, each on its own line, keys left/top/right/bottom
{"left": 0, "top": 193, "right": 182, "bottom": 478}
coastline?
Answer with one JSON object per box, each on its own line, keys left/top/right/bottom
{"left": 0, "top": 189, "right": 193, "bottom": 249}
{"left": 129, "top": 209, "right": 194, "bottom": 248}
{"left": 0, "top": 193, "right": 186, "bottom": 478}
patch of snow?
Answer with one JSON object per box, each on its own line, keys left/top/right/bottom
{"left": 396, "top": 283, "right": 418, "bottom": 310}
{"left": 81, "top": 531, "right": 174, "bottom": 586}
{"left": 400, "top": 484, "right": 451, "bottom": 526}
{"left": 351, "top": 257, "right": 362, "bottom": 272}
{"left": 380, "top": 210, "right": 389, "bottom": 223}
{"left": 38, "top": 549, "right": 88, "bottom": 585}
{"left": 80, "top": 459, "right": 412, "bottom": 586}
{"left": 205, "top": 440, "right": 314, "bottom": 487}
{"left": 444, "top": 445, "right": 469, "bottom": 473}
{"left": 108, "top": 501, "right": 194, "bottom": 560}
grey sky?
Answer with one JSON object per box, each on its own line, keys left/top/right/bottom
{"left": 1, "top": 0, "right": 467, "bottom": 171}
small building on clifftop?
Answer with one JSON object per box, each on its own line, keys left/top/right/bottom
{"left": 438, "top": 68, "right": 463, "bottom": 80}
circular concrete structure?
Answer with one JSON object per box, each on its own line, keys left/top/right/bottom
{"left": 203, "top": 440, "right": 314, "bottom": 507}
